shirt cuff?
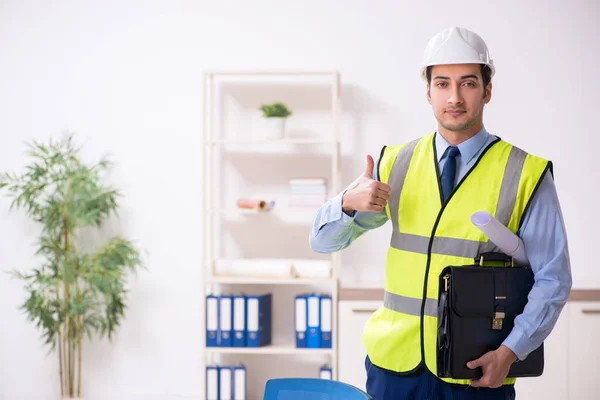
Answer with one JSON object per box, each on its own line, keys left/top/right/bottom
{"left": 502, "top": 325, "right": 532, "bottom": 361}
{"left": 332, "top": 189, "right": 356, "bottom": 222}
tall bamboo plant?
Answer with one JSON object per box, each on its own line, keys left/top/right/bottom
{"left": 0, "top": 135, "right": 144, "bottom": 399}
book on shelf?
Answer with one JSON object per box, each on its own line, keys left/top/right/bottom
{"left": 206, "top": 364, "right": 247, "bottom": 400}
{"left": 295, "top": 293, "right": 333, "bottom": 349}
{"left": 206, "top": 293, "right": 272, "bottom": 349}
{"left": 288, "top": 178, "right": 327, "bottom": 208}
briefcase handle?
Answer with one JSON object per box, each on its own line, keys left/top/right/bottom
{"left": 474, "top": 252, "right": 515, "bottom": 267}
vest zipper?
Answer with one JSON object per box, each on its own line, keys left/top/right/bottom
{"left": 420, "top": 211, "right": 445, "bottom": 364}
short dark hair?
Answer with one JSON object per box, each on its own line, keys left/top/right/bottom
{"left": 426, "top": 64, "right": 492, "bottom": 95}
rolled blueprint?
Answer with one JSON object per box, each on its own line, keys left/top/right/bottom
{"left": 470, "top": 210, "right": 529, "bottom": 265}
{"left": 236, "top": 198, "right": 275, "bottom": 211}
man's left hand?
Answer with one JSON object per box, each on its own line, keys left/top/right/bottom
{"left": 467, "top": 345, "right": 518, "bottom": 388}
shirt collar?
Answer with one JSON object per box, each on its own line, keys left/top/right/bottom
{"left": 435, "top": 125, "right": 490, "bottom": 165}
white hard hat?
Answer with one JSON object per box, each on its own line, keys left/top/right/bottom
{"left": 420, "top": 27, "right": 495, "bottom": 81}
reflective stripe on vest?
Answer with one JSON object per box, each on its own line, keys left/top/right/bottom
{"left": 388, "top": 144, "right": 528, "bottom": 257}
{"left": 384, "top": 291, "right": 437, "bottom": 317}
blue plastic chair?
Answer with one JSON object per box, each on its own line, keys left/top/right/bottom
{"left": 263, "top": 378, "right": 372, "bottom": 400}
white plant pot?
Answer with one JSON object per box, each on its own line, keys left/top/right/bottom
{"left": 263, "top": 117, "right": 286, "bottom": 140}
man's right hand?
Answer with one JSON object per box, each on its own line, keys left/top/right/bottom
{"left": 342, "top": 155, "right": 391, "bottom": 216}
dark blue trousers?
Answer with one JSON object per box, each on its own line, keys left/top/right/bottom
{"left": 365, "top": 356, "right": 516, "bottom": 400}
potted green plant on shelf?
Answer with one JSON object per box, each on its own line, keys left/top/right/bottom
{"left": 0, "top": 134, "right": 144, "bottom": 400}
{"left": 259, "top": 102, "right": 292, "bottom": 139}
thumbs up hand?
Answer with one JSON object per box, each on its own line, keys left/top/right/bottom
{"left": 342, "top": 155, "right": 391, "bottom": 215}
{"left": 363, "top": 154, "right": 375, "bottom": 179}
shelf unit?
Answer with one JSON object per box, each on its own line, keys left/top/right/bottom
{"left": 201, "top": 69, "right": 342, "bottom": 398}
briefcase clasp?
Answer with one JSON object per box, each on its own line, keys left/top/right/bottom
{"left": 492, "top": 312, "right": 505, "bottom": 330}
{"left": 443, "top": 274, "right": 450, "bottom": 292}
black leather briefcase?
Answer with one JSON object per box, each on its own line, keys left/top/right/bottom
{"left": 437, "top": 253, "right": 544, "bottom": 380}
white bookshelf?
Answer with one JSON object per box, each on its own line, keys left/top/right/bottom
{"left": 201, "top": 69, "right": 342, "bottom": 397}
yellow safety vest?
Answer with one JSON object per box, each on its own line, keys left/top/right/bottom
{"left": 361, "top": 133, "right": 551, "bottom": 386}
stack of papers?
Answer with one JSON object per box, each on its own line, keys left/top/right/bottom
{"left": 288, "top": 178, "right": 327, "bottom": 208}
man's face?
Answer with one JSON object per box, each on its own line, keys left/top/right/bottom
{"left": 427, "top": 64, "right": 491, "bottom": 135}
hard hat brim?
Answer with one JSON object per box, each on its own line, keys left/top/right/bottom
{"left": 420, "top": 61, "right": 496, "bottom": 81}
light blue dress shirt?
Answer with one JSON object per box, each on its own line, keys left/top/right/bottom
{"left": 309, "top": 126, "right": 572, "bottom": 361}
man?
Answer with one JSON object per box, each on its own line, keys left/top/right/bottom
{"left": 309, "top": 27, "right": 572, "bottom": 400}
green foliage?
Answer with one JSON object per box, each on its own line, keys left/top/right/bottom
{"left": 0, "top": 134, "right": 144, "bottom": 397}
{"left": 259, "top": 102, "right": 292, "bottom": 118}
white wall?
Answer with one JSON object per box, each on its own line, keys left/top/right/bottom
{"left": 0, "top": 0, "right": 597, "bottom": 399}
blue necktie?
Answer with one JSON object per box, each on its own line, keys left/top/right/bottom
{"left": 440, "top": 146, "right": 460, "bottom": 203}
